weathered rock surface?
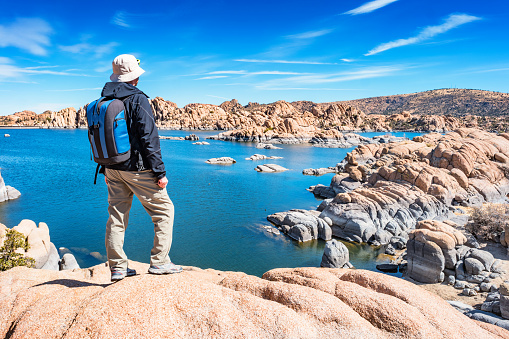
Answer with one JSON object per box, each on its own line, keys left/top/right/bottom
{"left": 10, "top": 220, "right": 55, "bottom": 269}
{"left": 407, "top": 220, "right": 466, "bottom": 283}
{"left": 1, "top": 220, "right": 77, "bottom": 272}
{"left": 268, "top": 209, "right": 332, "bottom": 242}
{"left": 255, "top": 164, "right": 288, "bottom": 172}
{"left": 1, "top": 263, "right": 506, "bottom": 338}
{"left": 303, "top": 167, "right": 337, "bottom": 176}
{"left": 0, "top": 170, "right": 20, "bottom": 203}
{"left": 308, "top": 173, "right": 362, "bottom": 199}
{"left": 319, "top": 180, "right": 450, "bottom": 243}
{"left": 501, "top": 282, "right": 509, "bottom": 320}
{"left": 59, "top": 252, "right": 80, "bottom": 270}
{"left": 293, "top": 129, "right": 509, "bottom": 244}
{"left": 406, "top": 220, "right": 503, "bottom": 288}
{"left": 320, "top": 239, "right": 352, "bottom": 268}
{"left": 205, "top": 157, "right": 236, "bottom": 165}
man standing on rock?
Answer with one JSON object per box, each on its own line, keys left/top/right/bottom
{"left": 100, "top": 54, "right": 182, "bottom": 281}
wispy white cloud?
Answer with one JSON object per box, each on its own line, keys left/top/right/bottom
{"left": 366, "top": 13, "right": 481, "bottom": 56}
{"left": 95, "top": 64, "right": 113, "bottom": 73}
{"left": 285, "top": 29, "right": 333, "bottom": 40}
{"left": 206, "top": 70, "right": 307, "bottom": 76}
{"left": 207, "top": 70, "right": 247, "bottom": 75}
{"left": 206, "top": 94, "right": 230, "bottom": 100}
{"left": 110, "top": 11, "right": 161, "bottom": 29}
{"left": 257, "top": 66, "right": 402, "bottom": 89}
{"left": 341, "top": 58, "right": 355, "bottom": 63}
{"left": 250, "top": 71, "right": 306, "bottom": 75}
{"left": 344, "top": 0, "right": 398, "bottom": 15}
{"left": 0, "top": 58, "right": 93, "bottom": 81}
{"left": 46, "top": 87, "right": 103, "bottom": 92}
{"left": 263, "top": 29, "right": 333, "bottom": 58}
{"left": 59, "top": 42, "right": 119, "bottom": 58}
{"left": 459, "top": 66, "right": 509, "bottom": 74}
{"left": 0, "top": 18, "right": 53, "bottom": 56}
{"left": 235, "top": 59, "right": 338, "bottom": 65}
{"left": 196, "top": 75, "right": 229, "bottom": 80}
{"left": 112, "top": 11, "right": 131, "bottom": 28}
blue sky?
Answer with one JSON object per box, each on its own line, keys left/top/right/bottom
{"left": 0, "top": 0, "right": 507, "bottom": 115}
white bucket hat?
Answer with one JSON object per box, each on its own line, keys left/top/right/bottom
{"left": 110, "top": 54, "right": 145, "bottom": 82}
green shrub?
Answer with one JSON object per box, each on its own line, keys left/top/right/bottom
{"left": 467, "top": 204, "right": 509, "bottom": 241}
{"left": 0, "top": 229, "right": 36, "bottom": 271}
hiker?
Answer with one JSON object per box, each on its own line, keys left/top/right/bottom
{"left": 100, "top": 54, "right": 182, "bottom": 281}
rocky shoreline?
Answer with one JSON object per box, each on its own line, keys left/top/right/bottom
{"left": 263, "top": 127, "right": 509, "bottom": 329}
{"left": 270, "top": 128, "right": 509, "bottom": 245}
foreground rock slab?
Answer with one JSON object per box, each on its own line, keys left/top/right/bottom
{"left": 1, "top": 263, "right": 506, "bottom": 338}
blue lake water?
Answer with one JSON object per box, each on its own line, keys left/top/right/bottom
{"left": 0, "top": 129, "right": 423, "bottom": 276}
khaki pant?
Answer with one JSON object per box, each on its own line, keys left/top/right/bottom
{"left": 105, "top": 168, "right": 174, "bottom": 271}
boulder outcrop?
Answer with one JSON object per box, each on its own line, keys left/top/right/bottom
{"left": 287, "top": 129, "right": 509, "bottom": 244}
{"left": 406, "top": 220, "right": 505, "bottom": 293}
{"left": 0, "top": 170, "right": 20, "bottom": 203}
{"left": 320, "top": 239, "right": 353, "bottom": 268}
{"left": 1, "top": 220, "right": 84, "bottom": 272}
{"left": 3, "top": 90, "right": 509, "bottom": 133}
{"left": 268, "top": 209, "right": 332, "bottom": 242}
{"left": 9, "top": 219, "right": 58, "bottom": 269}
{"left": 1, "top": 263, "right": 506, "bottom": 338}
{"left": 407, "top": 220, "right": 467, "bottom": 283}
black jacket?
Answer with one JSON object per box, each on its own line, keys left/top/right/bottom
{"left": 101, "top": 82, "right": 166, "bottom": 179}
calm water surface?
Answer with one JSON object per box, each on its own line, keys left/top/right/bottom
{"left": 0, "top": 129, "right": 422, "bottom": 276}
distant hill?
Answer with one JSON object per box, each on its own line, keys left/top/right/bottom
{"left": 321, "top": 89, "right": 509, "bottom": 116}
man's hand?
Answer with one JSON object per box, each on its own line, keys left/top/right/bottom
{"left": 158, "top": 176, "right": 168, "bottom": 188}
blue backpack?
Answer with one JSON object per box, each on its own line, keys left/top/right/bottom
{"left": 86, "top": 97, "right": 131, "bottom": 183}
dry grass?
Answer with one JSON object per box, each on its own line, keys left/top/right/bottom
{"left": 467, "top": 203, "right": 509, "bottom": 241}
